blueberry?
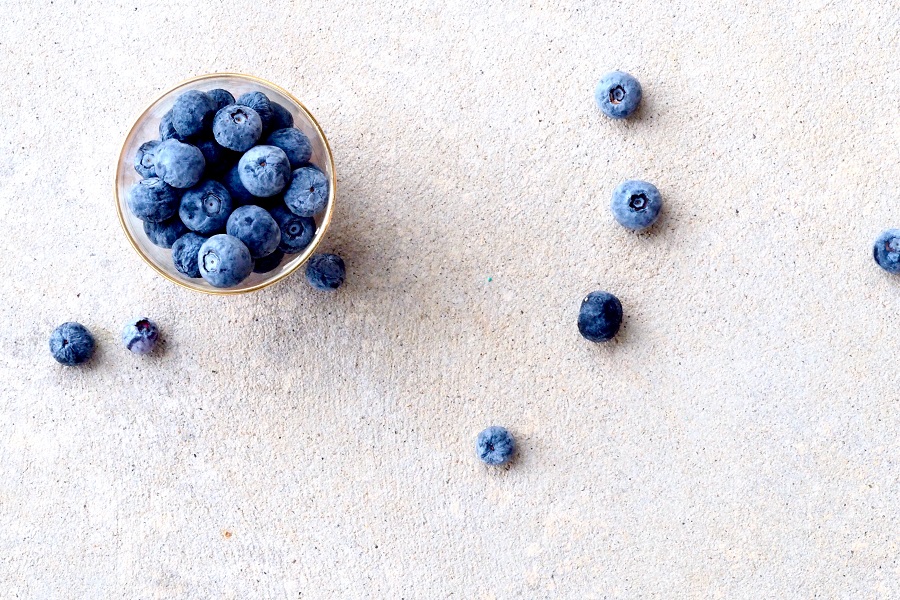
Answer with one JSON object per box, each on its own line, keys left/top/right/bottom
{"left": 269, "top": 102, "right": 294, "bottom": 130}
{"left": 154, "top": 139, "right": 206, "bottom": 189}
{"left": 121, "top": 317, "right": 159, "bottom": 355}
{"left": 264, "top": 128, "right": 312, "bottom": 168}
{"left": 476, "top": 426, "right": 515, "bottom": 466}
{"left": 49, "top": 322, "right": 95, "bottom": 366}
{"left": 171, "top": 232, "right": 207, "bottom": 278}
{"left": 126, "top": 177, "right": 179, "bottom": 222}
{"left": 226, "top": 205, "right": 281, "bottom": 259}
{"left": 284, "top": 165, "right": 329, "bottom": 217}
{"left": 172, "top": 90, "right": 216, "bottom": 138}
{"left": 133, "top": 140, "right": 160, "bottom": 178}
{"left": 195, "top": 138, "right": 235, "bottom": 176}
{"left": 159, "top": 110, "right": 187, "bottom": 141}
{"left": 270, "top": 205, "right": 316, "bottom": 253}
{"left": 595, "top": 71, "right": 642, "bottom": 119}
{"left": 206, "top": 88, "right": 235, "bottom": 112}
{"left": 253, "top": 249, "right": 285, "bottom": 273}
{"left": 198, "top": 234, "right": 254, "bottom": 288}
{"left": 212, "top": 104, "right": 263, "bottom": 152}
{"left": 610, "top": 180, "right": 662, "bottom": 231}
{"left": 238, "top": 145, "right": 291, "bottom": 197}
{"left": 223, "top": 164, "right": 256, "bottom": 205}
{"left": 578, "top": 291, "right": 622, "bottom": 343}
{"left": 179, "top": 180, "right": 233, "bottom": 234}
{"left": 873, "top": 229, "right": 900, "bottom": 274}
{"left": 236, "top": 91, "right": 274, "bottom": 129}
{"left": 143, "top": 217, "right": 188, "bottom": 248}
{"left": 305, "top": 253, "right": 345, "bottom": 291}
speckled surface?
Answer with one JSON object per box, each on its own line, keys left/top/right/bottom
{"left": 2, "top": 1, "right": 900, "bottom": 598}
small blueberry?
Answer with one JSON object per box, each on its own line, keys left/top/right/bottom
{"left": 206, "top": 88, "right": 236, "bottom": 112}
{"left": 213, "top": 104, "right": 263, "bottom": 152}
{"left": 610, "top": 180, "right": 662, "bottom": 231}
{"left": 226, "top": 205, "right": 281, "bottom": 259}
{"left": 126, "top": 177, "right": 179, "bottom": 223}
{"left": 198, "top": 234, "right": 254, "bottom": 288}
{"left": 159, "top": 110, "right": 187, "bottom": 141}
{"left": 171, "top": 232, "right": 207, "bottom": 278}
{"left": 49, "top": 322, "right": 95, "bottom": 366}
{"left": 578, "top": 291, "right": 622, "bottom": 343}
{"left": 874, "top": 229, "right": 900, "bottom": 274}
{"left": 270, "top": 205, "right": 316, "bottom": 253}
{"left": 121, "top": 318, "right": 159, "bottom": 355}
{"left": 133, "top": 140, "right": 160, "bottom": 178}
{"left": 171, "top": 90, "right": 216, "bottom": 138}
{"left": 143, "top": 217, "right": 188, "bottom": 249}
{"left": 253, "top": 249, "right": 285, "bottom": 274}
{"left": 284, "top": 165, "right": 329, "bottom": 217}
{"left": 269, "top": 102, "right": 294, "bottom": 130}
{"left": 154, "top": 139, "right": 206, "bottom": 189}
{"left": 236, "top": 91, "right": 274, "bottom": 130}
{"left": 223, "top": 164, "right": 256, "bottom": 205}
{"left": 265, "top": 128, "right": 312, "bottom": 168}
{"left": 305, "top": 253, "right": 345, "bottom": 291}
{"left": 238, "top": 145, "right": 291, "bottom": 197}
{"left": 179, "top": 180, "right": 233, "bottom": 234}
{"left": 476, "top": 426, "right": 515, "bottom": 466}
{"left": 595, "top": 71, "right": 642, "bottom": 119}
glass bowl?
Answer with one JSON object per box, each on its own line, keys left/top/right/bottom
{"left": 115, "top": 73, "right": 336, "bottom": 295}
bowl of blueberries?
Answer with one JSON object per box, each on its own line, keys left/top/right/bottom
{"left": 115, "top": 73, "right": 336, "bottom": 294}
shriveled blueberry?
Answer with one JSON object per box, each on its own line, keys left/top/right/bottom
{"left": 266, "top": 128, "right": 312, "bottom": 168}
{"left": 238, "top": 145, "right": 291, "bottom": 197}
{"left": 171, "top": 90, "right": 216, "bottom": 137}
{"left": 236, "top": 91, "right": 274, "bottom": 129}
{"left": 198, "top": 234, "right": 253, "bottom": 288}
{"left": 159, "top": 110, "right": 187, "bottom": 141}
{"left": 49, "top": 322, "right": 95, "bottom": 366}
{"left": 269, "top": 101, "right": 294, "bottom": 130}
{"left": 126, "top": 177, "right": 179, "bottom": 222}
{"left": 133, "top": 140, "right": 160, "bottom": 178}
{"left": 121, "top": 318, "right": 159, "bottom": 355}
{"left": 179, "top": 180, "right": 233, "bottom": 234}
{"left": 874, "top": 229, "right": 900, "bottom": 274}
{"left": 578, "top": 291, "right": 622, "bottom": 343}
{"left": 595, "top": 71, "right": 642, "bottom": 119}
{"left": 195, "top": 138, "right": 235, "bottom": 176}
{"left": 171, "top": 232, "right": 207, "bottom": 278}
{"left": 611, "top": 180, "right": 662, "bottom": 231}
{"left": 213, "top": 104, "right": 263, "bottom": 152}
{"left": 476, "top": 426, "right": 515, "bottom": 466}
{"left": 143, "top": 217, "right": 188, "bottom": 248}
{"left": 223, "top": 164, "right": 255, "bottom": 205}
{"left": 305, "top": 253, "right": 345, "bottom": 291}
{"left": 270, "top": 205, "right": 316, "bottom": 253}
{"left": 253, "top": 249, "right": 285, "bottom": 273}
{"left": 154, "top": 139, "right": 205, "bottom": 189}
{"left": 226, "top": 205, "right": 281, "bottom": 259}
{"left": 284, "top": 165, "right": 328, "bottom": 217}
{"left": 206, "top": 88, "right": 235, "bottom": 111}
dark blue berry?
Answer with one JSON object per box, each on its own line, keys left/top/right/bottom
{"left": 133, "top": 140, "right": 160, "bottom": 178}
{"left": 179, "top": 180, "right": 233, "bottom": 234}
{"left": 270, "top": 205, "right": 316, "bottom": 253}
{"left": 269, "top": 101, "right": 294, "bottom": 130}
{"left": 265, "top": 128, "right": 312, "bottom": 168}
{"left": 611, "top": 180, "right": 662, "bottom": 231}
{"left": 159, "top": 110, "right": 187, "bottom": 141}
{"left": 126, "top": 177, "right": 179, "bottom": 222}
{"left": 143, "top": 217, "right": 188, "bottom": 249}
{"left": 284, "top": 165, "right": 328, "bottom": 217}
{"left": 476, "top": 426, "right": 515, "bottom": 466}
{"left": 171, "top": 233, "right": 207, "bottom": 278}
{"left": 236, "top": 91, "right": 274, "bottom": 129}
{"left": 595, "top": 71, "right": 642, "bottom": 119}
{"left": 194, "top": 138, "right": 234, "bottom": 176}
{"left": 226, "top": 205, "right": 281, "bottom": 259}
{"left": 49, "top": 322, "right": 95, "bottom": 366}
{"left": 223, "top": 165, "right": 256, "bottom": 205}
{"left": 121, "top": 318, "right": 159, "bottom": 355}
{"left": 198, "top": 234, "right": 254, "bottom": 288}
{"left": 238, "top": 145, "right": 291, "bottom": 197}
{"left": 578, "top": 291, "right": 622, "bottom": 343}
{"left": 212, "top": 104, "right": 263, "bottom": 152}
{"left": 874, "top": 229, "right": 900, "bottom": 274}
{"left": 171, "top": 90, "right": 216, "bottom": 138}
{"left": 253, "top": 249, "right": 285, "bottom": 273}
{"left": 305, "top": 253, "right": 345, "bottom": 291}
{"left": 206, "top": 88, "right": 235, "bottom": 112}
{"left": 154, "top": 139, "right": 205, "bottom": 189}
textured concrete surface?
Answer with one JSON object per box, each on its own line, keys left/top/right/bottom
{"left": 2, "top": 1, "right": 900, "bottom": 598}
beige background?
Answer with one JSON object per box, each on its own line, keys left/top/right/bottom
{"left": 2, "top": 0, "right": 900, "bottom": 598}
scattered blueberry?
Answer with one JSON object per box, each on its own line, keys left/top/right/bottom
{"left": 265, "top": 128, "right": 312, "bottom": 168}
{"left": 49, "top": 322, "right": 95, "bottom": 366}
{"left": 126, "top": 177, "right": 179, "bottom": 222}
{"left": 171, "top": 232, "right": 207, "bottom": 278}
{"left": 270, "top": 205, "right": 316, "bottom": 253}
{"left": 133, "top": 140, "right": 160, "bottom": 178}
{"left": 171, "top": 90, "right": 216, "bottom": 138}
{"left": 269, "top": 101, "right": 294, "bottom": 130}
{"left": 159, "top": 110, "right": 187, "bottom": 141}
{"left": 476, "top": 426, "right": 515, "bottom": 466}
{"left": 284, "top": 165, "right": 329, "bottom": 217}
{"left": 153, "top": 139, "right": 205, "bottom": 189}
{"left": 179, "top": 180, "right": 233, "bottom": 234}
{"left": 253, "top": 249, "right": 285, "bottom": 273}
{"left": 143, "top": 217, "right": 188, "bottom": 249}
{"left": 578, "top": 291, "right": 623, "bottom": 343}
{"left": 213, "top": 104, "right": 263, "bottom": 152}
{"left": 223, "top": 164, "right": 256, "bottom": 205}
{"left": 238, "top": 145, "right": 291, "bottom": 197}
{"left": 198, "top": 234, "right": 254, "bottom": 288}
{"left": 121, "top": 318, "right": 160, "bottom": 355}
{"left": 873, "top": 229, "right": 900, "bottom": 274}
{"left": 305, "top": 253, "right": 345, "bottom": 291}
{"left": 236, "top": 91, "right": 274, "bottom": 129}
{"left": 595, "top": 71, "right": 642, "bottom": 119}
{"left": 226, "top": 205, "right": 281, "bottom": 258}
{"left": 206, "top": 88, "right": 236, "bottom": 111}
{"left": 610, "top": 180, "right": 662, "bottom": 231}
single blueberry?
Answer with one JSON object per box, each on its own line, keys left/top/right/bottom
{"left": 198, "top": 234, "right": 254, "bottom": 288}
{"left": 265, "top": 128, "right": 312, "bottom": 168}
{"left": 49, "top": 322, "right": 95, "bottom": 366}
{"left": 133, "top": 140, "right": 160, "bottom": 178}
{"left": 121, "top": 318, "right": 160, "bottom": 355}
{"left": 159, "top": 110, "right": 187, "bottom": 141}
{"left": 269, "top": 101, "right": 294, "bottom": 130}
{"left": 195, "top": 138, "right": 236, "bottom": 176}
{"left": 206, "top": 88, "right": 235, "bottom": 112}
{"left": 126, "top": 177, "right": 179, "bottom": 222}
{"left": 305, "top": 253, "right": 345, "bottom": 291}
{"left": 283, "top": 165, "right": 329, "bottom": 217}
{"left": 226, "top": 205, "right": 281, "bottom": 259}
{"left": 154, "top": 139, "right": 206, "bottom": 189}
{"left": 610, "top": 180, "right": 662, "bottom": 231}
{"left": 212, "top": 104, "right": 263, "bottom": 152}
{"left": 171, "top": 232, "right": 207, "bottom": 278}
{"left": 873, "top": 229, "right": 900, "bottom": 274}
{"left": 238, "top": 145, "right": 291, "bottom": 197}
{"left": 270, "top": 205, "right": 316, "bottom": 253}
{"left": 223, "top": 164, "right": 256, "bottom": 205}
{"left": 578, "top": 291, "right": 623, "bottom": 343}
{"left": 476, "top": 426, "right": 515, "bottom": 466}
{"left": 253, "top": 249, "right": 285, "bottom": 273}
{"left": 143, "top": 217, "right": 188, "bottom": 249}
{"left": 236, "top": 91, "right": 274, "bottom": 129}
{"left": 171, "top": 90, "right": 216, "bottom": 138}
{"left": 179, "top": 180, "right": 233, "bottom": 234}
{"left": 595, "top": 71, "right": 642, "bottom": 119}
